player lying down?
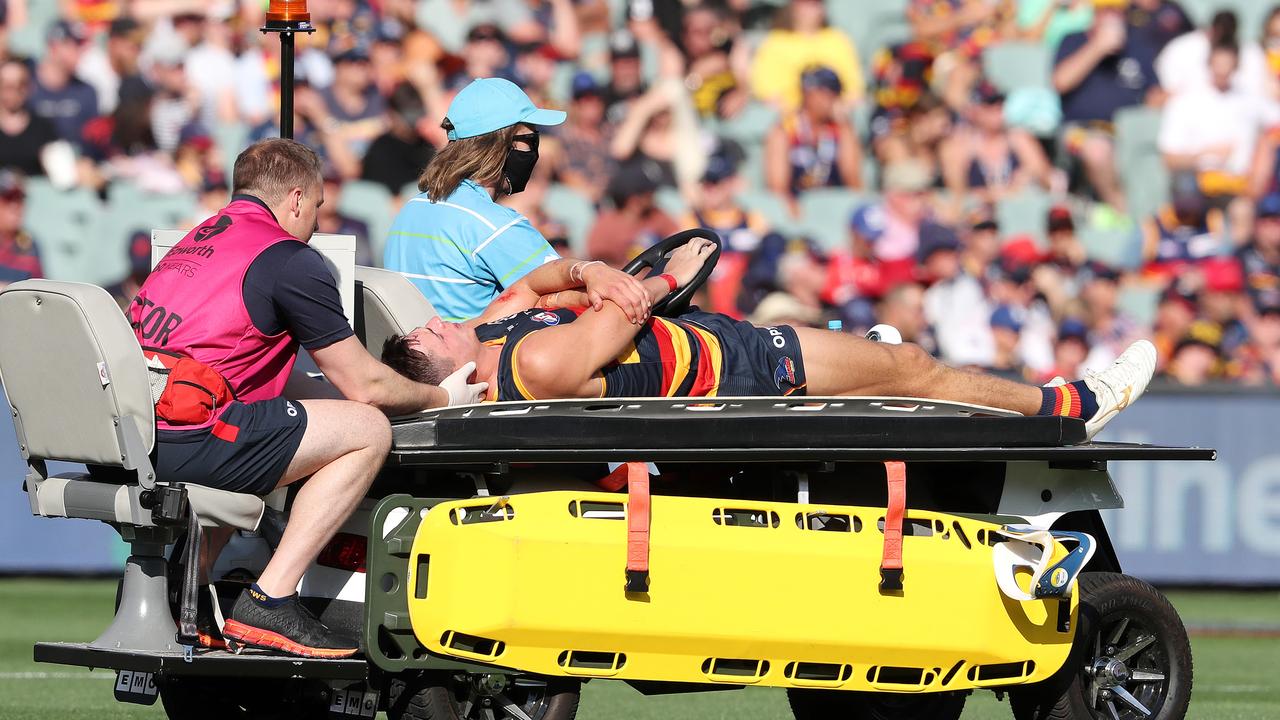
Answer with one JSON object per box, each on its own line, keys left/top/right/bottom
{"left": 384, "top": 238, "right": 1154, "bottom": 440}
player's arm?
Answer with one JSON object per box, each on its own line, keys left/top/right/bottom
{"left": 515, "top": 239, "right": 716, "bottom": 397}
{"left": 468, "top": 257, "right": 648, "bottom": 326}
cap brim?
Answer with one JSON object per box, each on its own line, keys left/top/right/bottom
{"left": 523, "top": 108, "right": 567, "bottom": 128}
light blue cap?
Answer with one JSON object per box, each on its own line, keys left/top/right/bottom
{"left": 444, "top": 78, "right": 567, "bottom": 141}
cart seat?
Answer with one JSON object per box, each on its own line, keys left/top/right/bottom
{"left": 354, "top": 266, "right": 437, "bottom": 357}
{"left": 0, "top": 279, "right": 265, "bottom": 531}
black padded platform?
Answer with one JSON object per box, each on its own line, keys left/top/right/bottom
{"left": 388, "top": 397, "right": 1216, "bottom": 465}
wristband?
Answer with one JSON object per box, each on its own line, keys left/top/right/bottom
{"left": 570, "top": 260, "right": 602, "bottom": 284}
{"left": 658, "top": 274, "right": 678, "bottom": 292}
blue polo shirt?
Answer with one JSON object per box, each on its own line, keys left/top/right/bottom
{"left": 383, "top": 180, "right": 559, "bottom": 321}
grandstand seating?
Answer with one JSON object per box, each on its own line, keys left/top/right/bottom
{"left": 996, "top": 187, "right": 1054, "bottom": 244}
{"left": 736, "top": 188, "right": 799, "bottom": 237}
{"left": 1113, "top": 107, "right": 1169, "bottom": 225}
{"left": 983, "top": 42, "right": 1052, "bottom": 93}
{"left": 800, "top": 188, "right": 866, "bottom": 251}
{"left": 336, "top": 180, "right": 395, "bottom": 263}
{"left": 543, "top": 183, "right": 595, "bottom": 255}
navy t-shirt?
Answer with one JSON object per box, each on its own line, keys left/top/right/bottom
{"left": 234, "top": 196, "right": 354, "bottom": 352}
{"left": 1054, "top": 30, "right": 1158, "bottom": 124}
{"left": 30, "top": 78, "right": 99, "bottom": 149}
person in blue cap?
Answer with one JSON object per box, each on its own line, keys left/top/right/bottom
{"left": 384, "top": 77, "right": 649, "bottom": 323}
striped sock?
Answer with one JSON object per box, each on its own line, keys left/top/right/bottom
{"left": 1037, "top": 380, "right": 1100, "bottom": 420}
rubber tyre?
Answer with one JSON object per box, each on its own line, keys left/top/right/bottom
{"left": 386, "top": 671, "right": 580, "bottom": 720}
{"left": 787, "top": 688, "right": 966, "bottom": 720}
{"left": 159, "top": 676, "right": 328, "bottom": 720}
{"left": 1009, "top": 572, "right": 1192, "bottom": 720}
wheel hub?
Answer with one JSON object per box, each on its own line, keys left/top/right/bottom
{"left": 472, "top": 673, "right": 509, "bottom": 696}
{"left": 1092, "top": 657, "right": 1131, "bottom": 688}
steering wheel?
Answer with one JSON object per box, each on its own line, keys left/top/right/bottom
{"left": 622, "top": 228, "right": 721, "bottom": 316}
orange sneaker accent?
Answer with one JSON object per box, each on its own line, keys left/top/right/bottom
{"left": 196, "top": 631, "right": 227, "bottom": 650}
{"left": 222, "top": 619, "right": 358, "bottom": 659}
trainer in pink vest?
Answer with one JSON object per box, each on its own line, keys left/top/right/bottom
{"left": 129, "top": 198, "right": 305, "bottom": 430}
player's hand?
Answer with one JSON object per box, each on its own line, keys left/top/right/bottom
{"left": 582, "top": 262, "right": 651, "bottom": 324}
{"left": 665, "top": 237, "right": 716, "bottom": 288}
{"left": 440, "top": 361, "right": 488, "bottom": 406}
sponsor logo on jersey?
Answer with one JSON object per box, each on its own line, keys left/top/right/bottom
{"left": 530, "top": 311, "right": 560, "bottom": 326}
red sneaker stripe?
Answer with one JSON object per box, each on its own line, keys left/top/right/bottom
{"left": 222, "top": 619, "right": 357, "bottom": 659}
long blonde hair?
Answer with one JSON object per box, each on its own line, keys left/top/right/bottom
{"left": 418, "top": 125, "right": 518, "bottom": 201}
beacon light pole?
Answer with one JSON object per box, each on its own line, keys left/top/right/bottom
{"left": 261, "top": 0, "right": 315, "bottom": 140}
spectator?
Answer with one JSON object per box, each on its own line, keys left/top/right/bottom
{"left": 750, "top": 0, "right": 864, "bottom": 111}
{"left": 920, "top": 222, "right": 994, "bottom": 365}
{"left": 1047, "top": 318, "right": 1092, "bottom": 381}
{"left": 764, "top": 66, "right": 863, "bottom": 207}
{"left": 1162, "top": 329, "right": 1221, "bottom": 385}
{"left": 106, "top": 230, "right": 152, "bottom": 312}
{"left": 361, "top": 82, "right": 437, "bottom": 196}
{"left": 0, "top": 171, "right": 41, "bottom": 289}
{"left": 1151, "top": 286, "right": 1197, "bottom": 364}
{"left": 77, "top": 17, "right": 150, "bottom": 116}
{"left": 1235, "top": 302, "right": 1280, "bottom": 385}
{"left": 585, "top": 164, "right": 678, "bottom": 268}
{"left": 1126, "top": 0, "right": 1193, "bottom": 55}
{"left": 869, "top": 90, "right": 953, "bottom": 178}
{"left": 1141, "top": 174, "right": 1226, "bottom": 272}
{"left": 855, "top": 160, "right": 935, "bottom": 284}
{"left": 962, "top": 215, "right": 1002, "bottom": 278}
{"left": 1238, "top": 193, "right": 1280, "bottom": 313}
{"left": 322, "top": 48, "right": 388, "bottom": 163}
{"left": 1159, "top": 42, "right": 1279, "bottom": 199}
{"left": 1017, "top": 0, "right": 1093, "bottom": 53}
{"left": 823, "top": 204, "right": 891, "bottom": 310}
{"left": 0, "top": 59, "right": 59, "bottom": 177}
{"left": 145, "top": 40, "right": 199, "bottom": 155}
{"left": 414, "top": 0, "right": 541, "bottom": 54}
{"left": 317, "top": 172, "right": 374, "bottom": 266}
{"left": 939, "top": 81, "right": 1053, "bottom": 204}
{"left": 679, "top": 4, "right": 749, "bottom": 121}
{"left": 1045, "top": 206, "right": 1087, "bottom": 277}
{"left": 609, "top": 80, "right": 701, "bottom": 195}
{"left": 185, "top": 12, "right": 240, "bottom": 129}
{"left": 1079, "top": 261, "right": 1140, "bottom": 368}
{"left": 552, "top": 73, "right": 614, "bottom": 203}
{"left": 1265, "top": 6, "right": 1280, "bottom": 85}
{"left": 908, "top": 0, "right": 1011, "bottom": 54}
{"left": 876, "top": 281, "right": 932, "bottom": 348}
{"left": 680, "top": 149, "right": 771, "bottom": 316}
{"left": 453, "top": 23, "right": 514, "bottom": 88}
{"left": 30, "top": 20, "right": 98, "bottom": 149}
{"left": 1053, "top": 0, "right": 1161, "bottom": 211}
{"left": 988, "top": 304, "right": 1030, "bottom": 380}
{"left": 603, "top": 29, "right": 646, "bottom": 125}
{"left": 1157, "top": 10, "right": 1272, "bottom": 99}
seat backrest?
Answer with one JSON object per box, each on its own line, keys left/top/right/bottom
{"left": 0, "top": 280, "right": 154, "bottom": 468}
{"left": 355, "top": 266, "right": 439, "bottom": 358}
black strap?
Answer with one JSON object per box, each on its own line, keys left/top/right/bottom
{"left": 176, "top": 501, "right": 201, "bottom": 645}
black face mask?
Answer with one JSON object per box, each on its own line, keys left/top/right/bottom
{"left": 502, "top": 132, "right": 540, "bottom": 195}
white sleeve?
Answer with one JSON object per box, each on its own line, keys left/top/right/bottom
{"left": 1157, "top": 95, "right": 1196, "bottom": 155}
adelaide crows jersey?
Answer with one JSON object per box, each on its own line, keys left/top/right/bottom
{"left": 474, "top": 307, "right": 807, "bottom": 401}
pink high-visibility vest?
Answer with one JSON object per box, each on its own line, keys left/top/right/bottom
{"left": 130, "top": 198, "right": 304, "bottom": 430}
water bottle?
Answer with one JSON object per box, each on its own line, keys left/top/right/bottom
{"left": 827, "top": 320, "right": 843, "bottom": 333}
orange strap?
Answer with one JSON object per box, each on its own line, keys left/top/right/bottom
{"left": 595, "top": 464, "right": 631, "bottom": 492}
{"left": 625, "top": 462, "right": 651, "bottom": 593}
{"left": 880, "top": 461, "right": 907, "bottom": 592}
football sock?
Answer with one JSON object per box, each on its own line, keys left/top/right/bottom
{"left": 1037, "top": 380, "right": 1099, "bottom": 420}
{"left": 246, "top": 584, "right": 291, "bottom": 609}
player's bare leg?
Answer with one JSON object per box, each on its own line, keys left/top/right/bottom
{"left": 794, "top": 328, "right": 1044, "bottom": 414}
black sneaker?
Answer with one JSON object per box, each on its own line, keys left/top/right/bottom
{"left": 223, "top": 590, "right": 359, "bottom": 659}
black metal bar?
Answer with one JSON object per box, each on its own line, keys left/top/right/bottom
{"left": 279, "top": 29, "right": 295, "bottom": 139}
{"left": 34, "top": 642, "right": 368, "bottom": 680}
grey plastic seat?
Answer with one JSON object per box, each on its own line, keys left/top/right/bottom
{"left": 0, "top": 279, "right": 269, "bottom": 653}
{"left": 355, "top": 265, "right": 439, "bottom": 357}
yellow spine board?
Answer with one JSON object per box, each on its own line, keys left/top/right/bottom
{"left": 407, "top": 492, "right": 1075, "bottom": 693}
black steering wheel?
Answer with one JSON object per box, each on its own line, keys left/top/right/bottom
{"left": 622, "top": 228, "right": 721, "bottom": 316}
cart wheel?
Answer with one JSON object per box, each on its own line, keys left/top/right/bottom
{"left": 786, "top": 688, "right": 966, "bottom": 720}
{"left": 158, "top": 676, "right": 329, "bottom": 719}
{"left": 1009, "top": 571, "right": 1192, "bottom": 720}
{"left": 386, "top": 671, "right": 579, "bottom": 720}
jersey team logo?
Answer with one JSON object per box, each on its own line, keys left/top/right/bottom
{"left": 530, "top": 311, "right": 560, "bottom": 326}
{"left": 774, "top": 356, "right": 796, "bottom": 388}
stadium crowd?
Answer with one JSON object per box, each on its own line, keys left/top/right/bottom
{"left": 2, "top": 0, "right": 1280, "bottom": 388}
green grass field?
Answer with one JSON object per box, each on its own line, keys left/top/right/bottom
{"left": 1, "top": 579, "right": 1276, "bottom": 719}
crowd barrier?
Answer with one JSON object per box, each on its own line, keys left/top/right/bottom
{"left": 1, "top": 387, "right": 1277, "bottom": 584}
